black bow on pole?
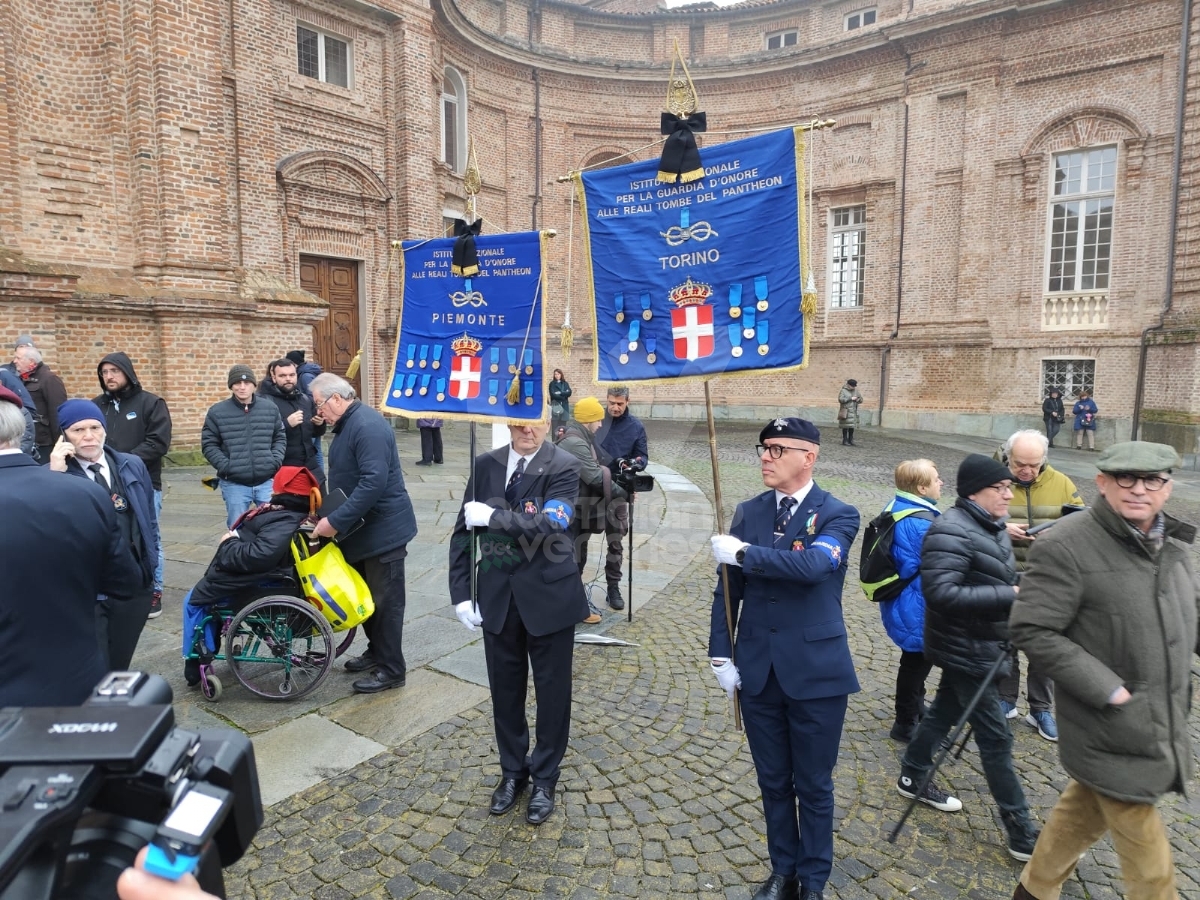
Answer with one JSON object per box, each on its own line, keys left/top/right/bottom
{"left": 658, "top": 111, "right": 707, "bottom": 184}
{"left": 452, "top": 217, "right": 483, "bottom": 276}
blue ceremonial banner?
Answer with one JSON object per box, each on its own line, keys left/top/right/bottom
{"left": 579, "top": 126, "right": 810, "bottom": 384}
{"left": 381, "top": 231, "right": 546, "bottom": 422}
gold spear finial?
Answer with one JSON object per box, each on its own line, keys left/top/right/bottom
{"left": 666, "top": 39, "right": 699, "bottom": 117}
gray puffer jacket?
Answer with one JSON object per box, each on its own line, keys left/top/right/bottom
{"left": 1011, "top": 497, "right": 1200, "bottom": 803}
{"left": 919, "top": 497, "right": 1018, "bottom": 679}
{"left": 201, "top": 395, "right": 285, "bottom": 486}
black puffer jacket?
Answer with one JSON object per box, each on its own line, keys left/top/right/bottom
{"left": 189, "top": 504, "right": 308, "bottom": 605}
{"left": 919, "top": 497, "right": 1019, "bottom": 678}
{"left": 201, "top": 395, "right": 285, "bottom": 486}
{"left": 257, "top": 379, "right": 325, "bottom": 487}
{"left": 93, "top": 352, "right": 173, "bottom": 490}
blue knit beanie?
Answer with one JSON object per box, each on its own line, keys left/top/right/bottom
{"left": 57, "top": 399, "right": 106, "bottom": 432}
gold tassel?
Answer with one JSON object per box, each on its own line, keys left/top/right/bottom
{"left": 657, "top": 170, "right": 678, "bottom": 184}
{"left": 560, "top": 325, "right": 574, "bottom": 356}
{"left": 801, "top": 293, "right": 818, "bottom": 317}
{"left": 506, "top": 375, "right": 521, "bottom": 405}
{"left": 679, "top": 168, "right": 705, "bottom": 183}
{"left": 345, "top": 349, "right": 362, "bottom": 380}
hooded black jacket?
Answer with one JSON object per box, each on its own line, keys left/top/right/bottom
{"left": 257, "top": 379, "right": 326, "bottom": 487}
{"left": 92, "top": 352, "right": 173, "bottom": 490}
{"left": 918, "top": 497, "right": 1019, "bottom": 679}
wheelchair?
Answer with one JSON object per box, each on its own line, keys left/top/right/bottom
{"left": 184, "top": 574, "right": 357, "bottom": 702}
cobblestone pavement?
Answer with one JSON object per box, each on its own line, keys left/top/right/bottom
{"left": 224, "top": 422, "right": 1200, "bottom": 900}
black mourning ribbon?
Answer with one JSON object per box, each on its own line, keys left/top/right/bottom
{"left": 452, "top": 218, "right": 483, "bottom": 277}
{"left": 658, "top": 111, "right": 707, "bottom": 184}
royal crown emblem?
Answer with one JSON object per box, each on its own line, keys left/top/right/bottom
{"left": 451, "top": 334, "right": 484, "bottom": 357}
{"left": 669, "top": 277, "right": 713, "bottom": 308}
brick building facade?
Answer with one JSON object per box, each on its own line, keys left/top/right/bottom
{"left": 2, "top": 0, "right": 1198, "bottom": 450}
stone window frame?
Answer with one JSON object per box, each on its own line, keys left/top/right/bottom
{"left": 1041, "top": 357, "right": 1095, "bottom": 404}
{"left": 844, "top": 8, "right": 877, "bottom": 31}
{"left": 442, "top": 67, "right": 468, "bottom": 174}
{"left": 296, "top": 22, "right": 353, "bottom": 90}
{"left": 828, "top": 204, "right": 866, "bottom": 309}
{"left": 765, "top": 29, "right": 798, "bottom": 51}
{"left": 1045, "top": 145, "right": 1117, "bottom": 294}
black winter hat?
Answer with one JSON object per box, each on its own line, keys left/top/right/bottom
{"left": 227, "top": 364, "right": 256, "bottom": 388}
{"left": 956, "top": 453, "right": 1013, "bottom": 498}
{"left": 285, "top": 350, "right": 306, "bottom": 365}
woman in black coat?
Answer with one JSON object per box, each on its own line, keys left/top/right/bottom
{"left": 1041, "top": 388, "right": 1064, "bottom": 448}
{"left": 549, "top": 369, "right": 571, "bottom": 437}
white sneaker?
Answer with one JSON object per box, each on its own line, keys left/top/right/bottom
{"left": 1000, "top": 700, "right": 1020, "bottom": 720}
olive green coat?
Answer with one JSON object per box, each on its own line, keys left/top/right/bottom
{"left": 1010, "top": 496, "right": 1200, "bottom": 803}
{"left": 837, "top": 386, "right": 863, "bottom": 427}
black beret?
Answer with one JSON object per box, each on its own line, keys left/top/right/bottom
{"left": 759, "top": 416, "right": 821, "bottom": 446}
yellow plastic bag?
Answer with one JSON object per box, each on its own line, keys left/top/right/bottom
{"left": 290, "top": 534, "right": 374, "bottom": 632}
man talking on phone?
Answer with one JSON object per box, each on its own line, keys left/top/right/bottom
{"left": 50, "top": 399, "right": 159, "bottom": 669}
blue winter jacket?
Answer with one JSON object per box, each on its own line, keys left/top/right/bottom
{"left": 878, "top": 491, "right": 939, "bottom": 653}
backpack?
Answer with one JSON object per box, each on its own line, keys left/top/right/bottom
{"left": 859, "top": 505, "right": 935, "bottom": 602}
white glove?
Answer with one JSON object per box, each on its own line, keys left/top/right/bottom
{"left": 710, "top": 658, "right": 742, "bottom": 700}
{"left": 464, "top": 501, "right": 496, "bottom": 528}
{"left": 455, "top": 600, "right": 483, "bottom": 631}
{"left": 711, "top": 534, "right": 749, "bottom": 567}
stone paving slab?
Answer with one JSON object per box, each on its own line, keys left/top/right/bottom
{"left": 250, "top": 714, "right": 386, "bottom": 808}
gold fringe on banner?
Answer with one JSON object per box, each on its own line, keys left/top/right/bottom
{"left": 560, "top": 325, "right": 574, "bottom": 356}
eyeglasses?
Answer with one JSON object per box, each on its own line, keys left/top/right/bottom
{"left": 983, "top": 483, "right": 1014, "bottom": 494}
{"left": 756, "top": 443, "right": 812, "bottom": 459}
{"left": 1111, "top": 473, "right": 1170, "bottom": 491}
{"left": 314, "top": 398, "right": 329, "bottom": 411}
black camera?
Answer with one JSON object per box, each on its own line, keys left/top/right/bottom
{"left": 0, "top": 672, "right": 263, "bottom": 900}
{"left": 613, "top": 458, "right": 654, "bottom": 494}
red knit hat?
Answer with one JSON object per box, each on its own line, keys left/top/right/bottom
{"left": 272, "top": 466, "right": 319, "bottom": 497}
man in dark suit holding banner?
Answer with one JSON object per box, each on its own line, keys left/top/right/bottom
{"left": 448, "top": 421, "right": 588, "bottom": 826}
{"left": 708, "top": 417, "right": 861, "bottom": 900}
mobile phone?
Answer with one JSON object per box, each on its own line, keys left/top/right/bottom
{"left": 1024, "top": 520, "right": 1056, "bottom": 536}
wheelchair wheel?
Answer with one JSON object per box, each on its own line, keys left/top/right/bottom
{"left": 201, "top": 674, "right": 223, "bottom": 702}
{"left": 226, "top": 595, "right": 334, "bottom": 700}
{"left": 334, "top": 626, "right": 357, "bottom": 659}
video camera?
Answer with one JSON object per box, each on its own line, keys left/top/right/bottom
{"left": 0, "top": 672, "right": 262, "bottom": 900}
{"left": 613, "top": 457, "right": 654, "bottom": 494}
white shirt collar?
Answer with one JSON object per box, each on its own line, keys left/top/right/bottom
{"left": 80, "top": 453, "right": 111, "bottom": 485}
{"left": 0, "top": 448, "right": 23, "bottom": 456}
{"left": 775, "top": 479, "right": 815, "bottom": 510}
{"left": 506, "top": 444, "right": 538, "bottom": 484}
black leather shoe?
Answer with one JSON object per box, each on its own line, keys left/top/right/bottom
{"left": 752, "top": 873, "right": 800, "bottom": 900}
{"left": 525, "top": 786, "right": 555, "bottom": 825}
{"left": 415, "top": 460, "right": 433, "bottom": 466}
{"left": 351, "top": 669, "right": 405, "bottom": 693}
{"left": 606, "top": 584, "right": 625, "bottom": 611}
{"left": 800, "top": 889, "right": 823, "bottom": 900}
{"left": 344, "top": 652, "right": 376, "bottom": 673}
{"left": 489, "top": 777, "right": 528, "bottom": 815}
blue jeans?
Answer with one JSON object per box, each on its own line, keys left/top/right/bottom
{"left": 313, "top": 437, "right": 324, "bottom": 474}
{"left": 219, "top": 478, "right": 273, "bottom": 528}
{"left": 153, "top": 489, "right": 164, "bottom": 593}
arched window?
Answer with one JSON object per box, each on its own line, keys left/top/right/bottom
{"left": 442, "top": 67, "right": 467, "bottom": 173}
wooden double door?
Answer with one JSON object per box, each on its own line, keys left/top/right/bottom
{"left": 300, "top": 255, "right": 361, "bottom": 395}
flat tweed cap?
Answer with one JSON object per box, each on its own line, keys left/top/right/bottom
{"left": 1096, "top": 441, "right": 1181, "bottom": 474}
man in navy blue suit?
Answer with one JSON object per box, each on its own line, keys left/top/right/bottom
{"left": 709, "top": 417, "right": 861, "bottom": 900}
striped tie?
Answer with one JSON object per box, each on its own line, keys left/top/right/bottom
{"left": 505, "top": 457, "right": 526, "bottom": 507}
{"left": 774, "top": 497, "right": 796, "bottom": 547}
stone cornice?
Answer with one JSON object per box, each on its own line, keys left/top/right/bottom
{"left": 433, "top": 0, "right": 1071, "bottom": 83}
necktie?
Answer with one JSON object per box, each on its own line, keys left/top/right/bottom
{"left": 88, "top": 463, "right": 110, "bottom": 493}
{"left": 505, "top": 457, "right": 526, "bottom": 506}
{"left": 774, "top": 496, "right": 796, "bottom": 546}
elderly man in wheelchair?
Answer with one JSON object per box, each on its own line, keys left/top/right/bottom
{"left": 182, "top": 465, "right": 359, "bottom": 701}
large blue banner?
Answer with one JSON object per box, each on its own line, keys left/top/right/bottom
{"left": 579, "top": 126, "right": 808, "bottom": 384}
{"left": 381, "top": 231, "right": 546, "bottom": 422}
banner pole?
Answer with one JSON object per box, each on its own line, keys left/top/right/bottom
{"left": 469, "top": 422, "right": 478, "bottom": 613}
{"left": 705, "top": 379, "right": 742, "bottom": 732}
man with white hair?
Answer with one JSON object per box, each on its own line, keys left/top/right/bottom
{"left": 996, "top": 429, "right": 1084, "bottom": 742}
{"left": 12, "top": 341, "right": 67, "bottom": 463}
{"left": 0, "top": 386, "right": 140, "bottom": 706}
{"left": 49, "top": 399, "right": 160, "bottom": 669}
{"left": 310, "top": 373, "right": 418, "bottom": 694}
